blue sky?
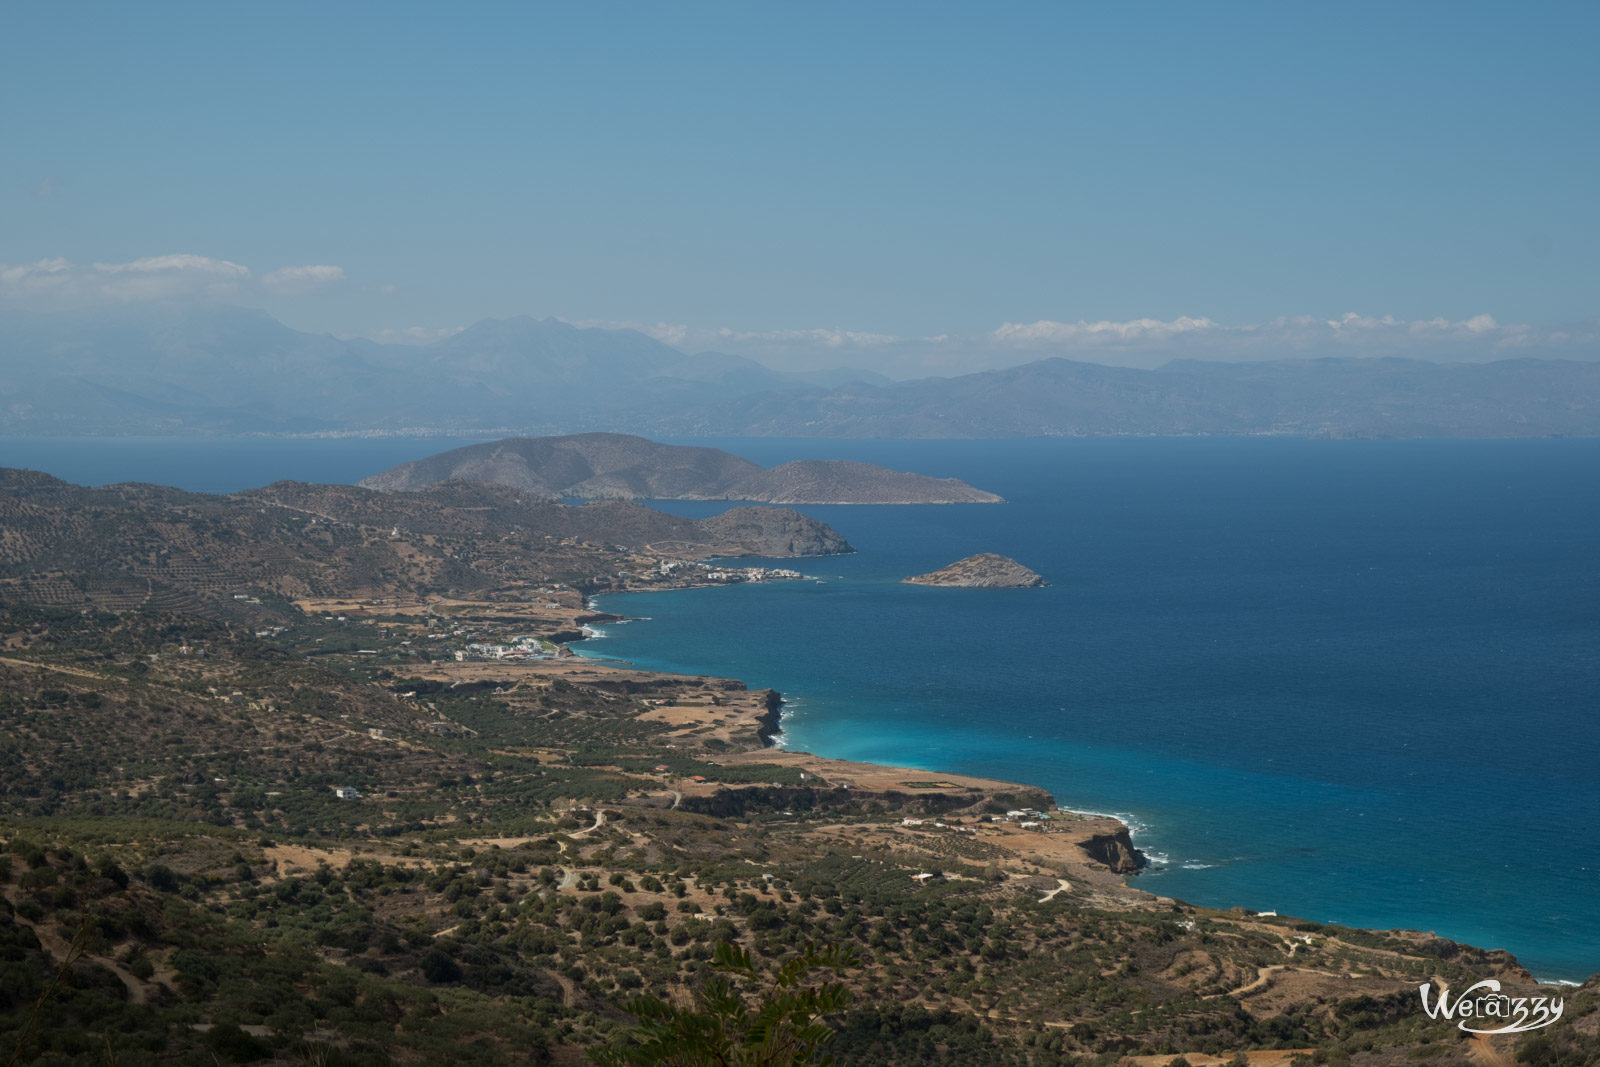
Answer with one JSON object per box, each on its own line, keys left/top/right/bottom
{"left": 3, "top": 1, "right": 1597, "bottom": 372}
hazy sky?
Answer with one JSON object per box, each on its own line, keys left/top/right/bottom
{"left": 3, "top": 1, "right": 1597, "bottom": 374}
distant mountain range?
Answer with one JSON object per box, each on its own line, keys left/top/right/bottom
{"left": 2, "top": 304, "right": 1597, "bottom": 438}
{"left": 359, "top": 434, "right": 1003, "bottom": 504}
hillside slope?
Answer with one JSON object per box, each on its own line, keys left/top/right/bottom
{"left": 0, "top": 469, "right": 851, "bottom": 621}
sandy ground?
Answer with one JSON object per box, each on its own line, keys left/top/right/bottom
{"left": 719, "top": 747, "right": 1030, "bottom": 794}
{"left": 294, "top": 593, "right": 591, "bottom": 634}
{"left": 263, "top": 843, "right": 430, "bottom": 877}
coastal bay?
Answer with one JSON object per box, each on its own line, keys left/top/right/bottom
{"left": 579, "top": 436, "right": 1600, "bottom": 982}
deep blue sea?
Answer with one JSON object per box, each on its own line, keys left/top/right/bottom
{"left": 4, "top": 435, "right": 1597, "bottom": 981}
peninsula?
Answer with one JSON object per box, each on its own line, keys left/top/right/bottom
{"left": 906, "top": 552, "right": 1048, "bottom": 588}
{"left": 358, "top": 433, "right": 1004, "bottom": 504}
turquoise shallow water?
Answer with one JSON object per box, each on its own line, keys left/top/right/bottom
{"left": 575, "top": 438, "right": 1600, "bottom": 982}
{"left": 6, "top": 434, "right": 1598, "bottom": 980}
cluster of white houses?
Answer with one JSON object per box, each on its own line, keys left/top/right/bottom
{"left": 452, "top": 635, "right": 551, "bottom": 662}
{"left": 1000, "top": 807, "right": 1056, "bottom": 830}
{"left": 655, "top": 560, "right": 806, "bottom": 584}
{"left": 899, "top": 817, "right": 977, "bottom": 834}
{"left": 902, "top": 807, "right": 1059, "bottom": 833}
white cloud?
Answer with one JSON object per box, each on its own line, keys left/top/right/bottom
{"left": 991, "top": 316, "right": 1220, "bottom": 346}
{"left": 80, "top": 254, "right": 252, "bottom": 301}
{"left": 987, "top": 312, "right": 1561, "bottom": 360}
{"left": 362, "top": 324, "right": 466, "bottom": 346}
{"left": 91, "top": 254, "right": 251, "bottom": 278}
{"left": 560, "top": 311, "right": 1597, "bottom": 377}
{"left": 261, "top": 264, "right": 346, "bottom": 295}
{"left": 569, "top": 318, "right": 902, "bottom": 353}
{"left": 0, "top": 257, "right": 74, "bottom": 291}
{"left": 0, "top": 254, "right": 348, "bottom": 305}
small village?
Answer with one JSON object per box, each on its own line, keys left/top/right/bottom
{"left": 652, "top": 559, "right": 807, "bottom": 584}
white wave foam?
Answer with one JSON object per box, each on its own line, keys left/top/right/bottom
{"left": 1059, "top": 807, "right": 1150, "bottom": 835}
{"left": 1181, "top": 862, "right": 1216, "bottom": 870}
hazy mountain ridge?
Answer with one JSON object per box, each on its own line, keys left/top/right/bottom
{"left": 693, "top": 355, "right": 1600, "bottom": 438}
{"left": 359, "top": 434, "right": 1003, "bottom": 503}
{"left": 2, "top": 305, "right": 1597, "bottom": 437}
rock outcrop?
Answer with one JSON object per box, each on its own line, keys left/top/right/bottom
{"left": 904, "top": 553, "right": 1046, "bottom": 588}
{"left": 1078, "top": 827, "right": 1147, "bottom": 874}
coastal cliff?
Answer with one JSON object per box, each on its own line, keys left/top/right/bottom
{"left": 755, "top": 689, "right": 785, "bottom": 746}
{"left": 905, "top": 552, "right": 1047, "bottom": 588}
{"left": 1080, "top": 827, "right": 1147, "bottom": 874}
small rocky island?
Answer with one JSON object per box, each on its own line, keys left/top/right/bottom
{"left": 904, "top": 553, "right": 1047, "bottom": 588}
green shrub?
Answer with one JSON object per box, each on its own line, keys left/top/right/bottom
{"left": 420, "top": 946, "right": 462, "bottom": 984}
